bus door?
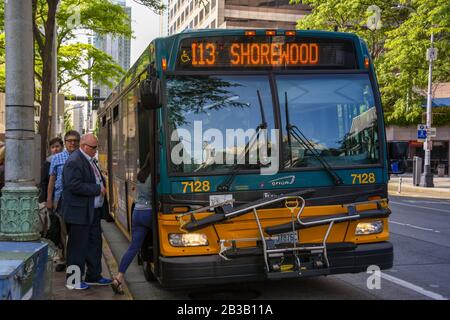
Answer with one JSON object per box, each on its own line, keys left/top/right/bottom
{"left": 107, "top": 119, "right": 115, "bottom": 215}
{"left": 137, "top": 103, "right": 159, "bottom": 279}
{"left": 137, "top": 106, "right": 152, "bottom": 167}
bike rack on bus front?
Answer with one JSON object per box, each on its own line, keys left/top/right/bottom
{"left": 176, "top": 192, "right": 390, "bottom": 279}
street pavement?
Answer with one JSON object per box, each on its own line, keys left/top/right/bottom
{"left": 51, "top": 236, "right": 131, "bottom": 300}
{"left": 102, "top": 192, "right": 450, "bottom": 300}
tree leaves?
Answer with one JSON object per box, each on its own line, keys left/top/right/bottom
{"left": 57, "top": 43, "right": 125, "bottom": 93}
{"left": 293, "top": 0, "right": 450, "bottom": 125}
{"left": 132, "top": 0, "right": 165, "bottom": 14}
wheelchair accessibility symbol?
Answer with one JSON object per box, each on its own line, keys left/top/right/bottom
{"left": 181, "top": 50, "right": 190, "bottom": 63}
{"left": 417, "top": 124, "right": 427, "bottom": 140}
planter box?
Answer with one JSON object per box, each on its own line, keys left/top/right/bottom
{"left": 0, "top": 242, "right": 49, "bottom": 300}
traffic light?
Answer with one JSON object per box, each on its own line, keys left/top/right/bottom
{"left": 92, "top": 88, "right": 100, "bottom": 110}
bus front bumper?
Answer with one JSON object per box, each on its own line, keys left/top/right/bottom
{"left": 157, "top": 241, "right": 393, "bottom": 288}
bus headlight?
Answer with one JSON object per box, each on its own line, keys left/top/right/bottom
{"left": 355, "top": 221, "right": 383, "bottom": 235}
{"left": 169, "top": 233, "right": 209, "bottom": 247}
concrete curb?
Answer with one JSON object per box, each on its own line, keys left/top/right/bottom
{"left": 388, "top": 182, "right": 450, "bottom": 199}
{"left": 102, "top": 235, "right": 134, "bottom": 300}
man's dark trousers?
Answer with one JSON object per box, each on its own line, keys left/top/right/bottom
{"left": 66, "top": 208, "right": 102, "bottom": 282}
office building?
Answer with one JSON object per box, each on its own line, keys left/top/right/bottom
{"left": 167, "top": 0, "right": 311, "bottom": 35}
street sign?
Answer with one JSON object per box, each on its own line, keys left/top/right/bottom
{"left": 426, "top": 47, "right": 438, "bottom": 61}
{"left": 427, "top": 127, "right": 436, "bottom": 138}
{"left": 417, "top": 124, "right": 427, "bottom": 140}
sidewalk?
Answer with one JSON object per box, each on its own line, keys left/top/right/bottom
{"left": 101, "top": 221, "right": 189, "bottom": 299}
{"left": 388, "top": 174, "right": 450, "bottom": 199}
{"left": 51, "top": 236, "right": 133, "bottom": 300}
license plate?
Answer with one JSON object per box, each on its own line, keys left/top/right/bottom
{"left": 275, "top": 231, "right": 298, "bottom": 245}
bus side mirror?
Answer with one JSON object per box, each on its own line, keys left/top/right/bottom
{"left": 139, "top": 76, "right": 161, "bottom": 110}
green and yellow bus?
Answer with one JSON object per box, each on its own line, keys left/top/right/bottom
{"left": 98, "top": 29, "right": 393, "bottom": 287}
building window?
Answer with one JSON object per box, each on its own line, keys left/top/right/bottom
{"left": 205, "top": 3, "right": 210, "bottom": 15}
{"left": 200, "top": 9, "right": 204, "bottom": 22}
{"left": 211, "top": 0, "right": 216, "bottom": 9}
{"left": 211, "top": 19, "right": 216, "bottom": 28}
{"left": 194, "top": 15, "right": 198, "bottom": 26}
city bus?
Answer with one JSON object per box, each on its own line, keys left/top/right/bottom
{"left": 97, "top": 29, "right": 393, "bottom": 288}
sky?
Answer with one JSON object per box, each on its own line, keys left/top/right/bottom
{"left": 126, "top": 0, "right": 162, "bottom": 65}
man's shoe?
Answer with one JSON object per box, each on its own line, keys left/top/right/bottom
{"left": 66, "top": 282, "right": 90, "bottom": 290}
{"left": 85, "top": 277, "right": 113, "bottom": 286}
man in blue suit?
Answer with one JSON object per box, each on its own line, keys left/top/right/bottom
{"left": 62, "top": 133, "right": 112, "bottom": 290}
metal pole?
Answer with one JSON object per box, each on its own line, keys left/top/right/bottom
{"left": 50, "top": 20, "right": 58, "bottom": 138}
{"left": 87, "top": 36, "right": 92, "bottom": 132}
{"left": 420, "top": 32, "right": 435, "bottom": 187}
{"left": 0, "top": 0, "right": 40, "bottom": 241}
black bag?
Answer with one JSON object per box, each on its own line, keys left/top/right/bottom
{"left": 100, "top": 197, "right": 114, "bottom": 222}
{"left": 46, "top": 211, "right": 62, "bottom": 247}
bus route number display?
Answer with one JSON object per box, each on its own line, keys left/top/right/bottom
{"left": 177, "top": 37, "right": 357, "bottom": 70}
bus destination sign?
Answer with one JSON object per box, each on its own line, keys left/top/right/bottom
{"left": 176, "top": 36, "right": 357, "bottom": 70}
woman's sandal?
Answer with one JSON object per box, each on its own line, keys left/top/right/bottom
{"left": 110, "top": 277, "right": 124, "bottom": 295}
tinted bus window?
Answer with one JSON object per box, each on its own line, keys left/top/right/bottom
{"left": 277, "top": 74, "right": 380, "bottom": 168}
{"left": 167, "top": 75, "right": 276, "bottom": 174}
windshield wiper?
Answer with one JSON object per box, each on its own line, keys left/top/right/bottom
{"left": 217, "top": 90, "right": 267, "bottom": 192}
{"left": 284, "top": 92, "right": 343, "bottom": 186}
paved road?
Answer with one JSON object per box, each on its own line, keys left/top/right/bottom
{"left": 103, "top": 195, "right": 450, "bottom": 300}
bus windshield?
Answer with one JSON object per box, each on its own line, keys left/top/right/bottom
{"left": 166, "top": 73, "right": 380, "bottom": 175}
{"left": 279, "top": 73, "right": 380, "bottom": 168}
{"left": 167, "top": 75, "right": 276, "bottom": 174}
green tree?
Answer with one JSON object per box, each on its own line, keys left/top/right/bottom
{"left": 292, "top": 0, "right": 450, "bottom": 125}
{"left": 0, "top": 0, "right": 165, "bottom": 162}
{"left": 378, "top": 0, "right": 450, "bottom": 125}
{"left": 132, "top": 0, "right": 165, "bottom": 12}
{"left": 0, "top": 33, "right": 5, "bottom": 92}
{"left": 292, "top": 0, "right": 408, "bottom": 59}
{"left": 64, "top": 110, "right": 74, "bottom": 132}
{"left": 57, "top": 43, "right": 124, "bottom": 92}
{"left": 32, "top": 0, "right": 129, "bottom": 162}
{"left": 167, "top": 76, "right": 249, "bottom": 127}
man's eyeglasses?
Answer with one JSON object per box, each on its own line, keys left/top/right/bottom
{"left": 85, "top": 144, "right": 98, "bottom": 150}
{"left": 65, "top": 139, "right": 80, "bottom": 144}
